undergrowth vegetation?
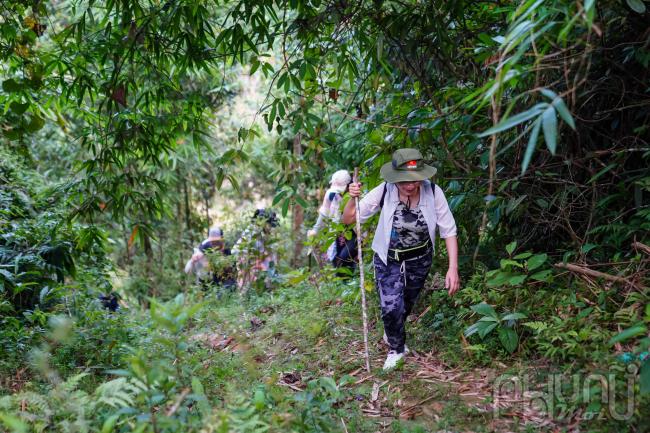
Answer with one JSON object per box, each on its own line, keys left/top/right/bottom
{"left": 1, "top": 0, "right": 649, "bottom": 431}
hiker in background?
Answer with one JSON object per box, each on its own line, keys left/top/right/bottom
{"left": 233, "top": 209, "right": 279, "bottom": 292}
{"left": 99, "top": 292, "right": 120, "bottom": 312}
{"left": 307, "top": 169, "right": 357, "bottom": 272}
{"left": 185, "top": 226, "right": 235, "bottom": 289}
{"left": 199, "top": 226, "right": 227, "bottom": 254}
{"left": 342, "top": 148, "right": 460, "bottom": 370}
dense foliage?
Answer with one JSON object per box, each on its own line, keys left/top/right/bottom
{"left": 1, "top": 0, "right": 649, "bottom": 432}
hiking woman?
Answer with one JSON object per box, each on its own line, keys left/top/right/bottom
{"left": 342, "top": 148, "right": 460, "bottom": 370}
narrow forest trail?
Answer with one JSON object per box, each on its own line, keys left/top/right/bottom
{"left": 188, "top": 280, "right": 555, "bottom": 433}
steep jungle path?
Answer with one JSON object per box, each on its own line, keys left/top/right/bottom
{"left": 188, "top": 277, "right": 557, "bottom": 433}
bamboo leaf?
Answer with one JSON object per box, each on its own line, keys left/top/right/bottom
{"left": 588, "top": 163, "right": 617, "bottom": 183}
{"left": 626, "top": 0, "right": 646, "bottom": 13}
{"left": 542, "top": 107, "right": 558, "bottom": 154}
{"left": 478, "top": 103, "right": 547, "bottom": 137}
{"left": 552, "top": 98, "right": 575, "bottom": 130}
{"left": 608, "top": 324, "right": 647, "bottom": 345}
{"left": 521, "top": 118, "right": 541, "bottom": 174}
{"left": 541, "top": 89, "right": 576, "bottom": 130}
{"left": 281, "top": 198, "right": 290, "bottom": 217}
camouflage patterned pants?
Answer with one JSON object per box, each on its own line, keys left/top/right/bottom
{"left": 373, "top": 250, "right": 433, "bottom": 353}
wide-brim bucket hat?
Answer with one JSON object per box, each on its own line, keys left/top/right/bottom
{"left": 380, "top": 148, "right": 437, "bottom": 183}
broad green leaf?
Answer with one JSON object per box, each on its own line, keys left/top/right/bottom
{"left": 249, "top": 58, "right": 260, "bottom": 75}
{"left": 542, "top": 107, "right": 557, "bottom": 154}
{"left": 486, "top": 270, "right": 514, "bottom": 287}
{"left": 526, "top": 253, "right": 547, "bottom": 271}
{"left": 464, "top": 322, "right": 481, "bottom": 337}
{"left": 295, "top": 195, "right": 309, "bottom": 208}
{"left": 500, "top": 258, "right": 524, "bottom": 269}
{"left": 530, "top": 269, "right": 553, "bottom": 282}
{"left": 507, "top": 274, "right": 527, "bottom": 286}
{"left": 498, "top": 327, "right": 519, "bottom": 353}
{"left": 513, "top": 252, "right": 532, "bottom": 259}
{"left": 506, "top": 241, "right": 517, "bottom": 255}
{"left": 253, "top": 389, "right": 265, "bottom": 410}
{"left": 502, "top": 312, "right": 527, "bottom": 321}
{"left": 25, "top": 115, "right": 45, "bottom": 132}
{"left": 577, "top": 307, "right": 594, "bottom": 319}
{"left": 478, "top": 322, "right": 498, "bottom": 339}
{"left": 2, "top": 79, "right": 22, "bottom": 92}
{"left": 9, "top": 101, "right": 29, "bottom": 115}
{"left": 608, "top": 324, "right": 647, "bottom": 345}
{"left": 581, "top": 243, "right": 598, "bottom": 254}
{"left": 272, "top": 189, "right": 289, "bottom": 206}
{"left": 281, "top": 198, "right": 290, "bottom": 217}
{"left": 470, "top": 302, "right": 498, "bottom": 319}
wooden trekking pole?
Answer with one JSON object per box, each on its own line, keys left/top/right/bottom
{"left": 353, "top": 168, "right": 371, "bottom": 373}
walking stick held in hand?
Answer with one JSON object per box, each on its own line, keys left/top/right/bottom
{"left": 353, "top": 168, "right": 371, "bottom": 372}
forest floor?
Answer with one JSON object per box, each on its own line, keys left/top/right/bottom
{"left": 187, "top": 276, "right": 558, "bottom": 433}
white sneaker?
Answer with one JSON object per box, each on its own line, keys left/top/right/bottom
{"left": 383, "top": 350, "right": 404, "bottom": 370}
{"left": 383, "top": 332, "right": 409, "bottom": 354}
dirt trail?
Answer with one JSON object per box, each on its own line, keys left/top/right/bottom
{"left": 195, "top": 291, "right": 560, "bottom": 433}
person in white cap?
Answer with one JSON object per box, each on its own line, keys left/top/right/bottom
{"left": 308, "top": 169, "right": 356, "bottom": 271}
{"left": 185, "top": 226, "right": 232, "bottom": 287}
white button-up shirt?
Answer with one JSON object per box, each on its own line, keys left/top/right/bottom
{"left": 358, "top": 180, "right": 457, "bottom": 265}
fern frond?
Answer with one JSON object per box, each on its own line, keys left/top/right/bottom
{"left": 57, "top": 372, "right": 89, "bottom": 394}
{"left": 95, "top": 378, "right": 141, "bottom": 409}
{"left": 523, "top": 321, "right": 548, "bottom": 332}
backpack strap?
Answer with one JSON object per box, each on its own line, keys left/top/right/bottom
{"left": 379, "top": 183, "right": 388, "bottom": 208}
{"left": 379, "top": 182, "right": 436, "bottom": 208}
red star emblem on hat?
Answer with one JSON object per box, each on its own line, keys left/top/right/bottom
{"left": 406, "top": 160, "right": 418, "bottom": 169}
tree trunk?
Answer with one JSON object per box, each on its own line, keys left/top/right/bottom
{"left": 204, "top": 194, "right": 211, "bottom": 237}
{"left": 292, "top": 134, "right": 304, "bottom": 266}
{"left": 183, "top": 179, "right": 192, "bottom": 244}
{"left": 144, "top": 233, "right": 155, "bottom": 297}
{"left": 176, "top": 174, "right": 185, "bottom": 270}
{"left": 123, "top": 223, "right": 132, "bottom": 266}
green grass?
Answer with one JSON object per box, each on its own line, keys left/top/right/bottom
{"left": 183, "top": 277, "right": 537, "bottom": 432}
{"left": 5, "top": 273, "right": 646, "bottom": 433}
